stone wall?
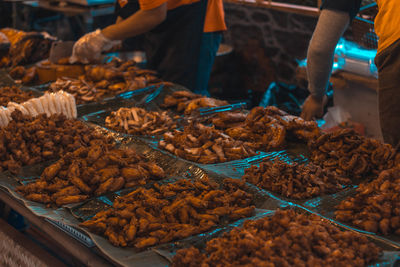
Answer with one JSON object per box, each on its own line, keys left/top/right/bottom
{"left": 223, "top": 3, "right": 318, "bottom": 85}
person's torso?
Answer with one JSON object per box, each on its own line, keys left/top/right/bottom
{"left": 117, "top": 0, "right": 226, "bottom": 32}
{"left": 375, "top": 0, "right": 400, "bottom": 53}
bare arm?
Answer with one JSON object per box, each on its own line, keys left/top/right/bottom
{"left": 102, "top": 4, "right": 167, "bottom": 41}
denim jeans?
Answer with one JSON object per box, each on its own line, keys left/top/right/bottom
{"left": 194, "top": 31, "right": 223, "bottom": 96}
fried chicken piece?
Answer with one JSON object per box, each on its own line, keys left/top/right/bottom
{"left": 25, "top": 193, "right": 51, "bottom": 204}
{"left": 55, "top": 195, "right": 88, "bottom": 206}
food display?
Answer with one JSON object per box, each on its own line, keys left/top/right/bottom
{"left": 225, "top": 106, "right": 320, "bottom": 151}
{"left": 16, "top": 144, "right": 165, "bottom": 206}
{"left": 158, "top": 123, "right": 258, "bottom": 164}
{"left": 0, "top": 110, "right": 111, "bottom": 173}
{"left": 48, "top": 60, "right": 162, "bottom": 104}
{"left": 242, "top": 159, "right": 351, "bottom": 199}
{"left": 172, "top": 209, "right": 382, "bottom": 267}
{"left": 335, "top": 166, "right": 400, "bottom": 235}
{"left": 161, "top": 91, "right": 229, "bottom": 115}
{"left": 80, "top": 178, "right": 255, "bottom": 249}
{"left": 209, "top": 111, "right": 247, "bottom": 129}
{"left": 105, "top": 107, "right": 179, "bottom": 136}
{"left": 0, "top": 28, "right": 54, "bottom": 67}
{"left": 9, "top": 66, "right": 38, "bottom": 84}
{"left": 309, "top": 129, "right": 398, "bottom": 179}
{"left": 0, "top": 91, "right": 77, "bottom": 128}
{"left": 0, "top": 86, "right": 35, "bottom": 106}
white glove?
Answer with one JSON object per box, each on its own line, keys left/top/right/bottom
{"left": 69, "top": 29, "right": 119, "bottom": 64}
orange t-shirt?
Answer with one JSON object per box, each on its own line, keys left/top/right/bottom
{"left": 138, "top": 0, "right": 226, "bottom": 32}
{"left": 375, "top": 0, "right": 400, "bottom": 53}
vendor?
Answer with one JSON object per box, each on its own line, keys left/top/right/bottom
{"left": 70, "top": 0, "right": 226, "bottom": 96}
{"left": 374, "top": 0, "right": 400, "bottom": 148}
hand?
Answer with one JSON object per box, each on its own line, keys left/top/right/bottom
{"left": 69, "top": 29, "right": 118, "bottom": 64}
{"left": 300, "top": 95, "right": 328, "bottom": 121}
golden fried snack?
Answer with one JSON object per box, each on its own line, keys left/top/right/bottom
{"left": 48, "top": 59, "right": 164, "bottom": 104}
{"left": 80, "top": 178, "right": 255, "bottom": 249}
{"left": 335, "top": 166, "right": 400, "bottom": 235}
{"left": 105, "top": 107, "right": 179, "bottom": 136}
{"left": 224, "top": 106, "right": 320, "bottom": 152}
{"left": 172, "top": 210, "right": 382, "bottom": 267}
{"left": 0, "top": 86, "right": 35, "bottom": 106}
{"left": 242, "top": 159, "right": 351, "bottom": 199}
{"left": 161, "top": 90, "right": 202, "bottom": 109}
{"left": 0, "top": 110, "right": 112, "bottom": 174}
{"left": 0, "top": 28, "right": 53, "bottom": 67}
{"left": 17, "top": 144, "right": 165, "bottom": 206}
{"left": 309, "top": 129, "right": 399, "bottom": 179}
{"left": 209, "top": 111, "right": 247, "bottom": 129}
{"left": 158, "top": 123, "right": 258, "bottom": 164}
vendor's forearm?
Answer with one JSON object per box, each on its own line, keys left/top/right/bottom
{"left": 103, "top": 4, "right": 167, "bottom": 40}
{"left": 306, "top": 9, "right": 350, "bottom": 100}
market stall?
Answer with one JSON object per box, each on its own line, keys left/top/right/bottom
{"left": 1, "top": 0, "right": 400, "bottom": 265}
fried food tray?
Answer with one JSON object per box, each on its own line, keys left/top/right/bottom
{"left": 69, "top": 173, "right": 286, "bottom": 267}
{"left": 0, "top": 125, "right": 287, "bottom": 267}
{"left": 0, "top": 75, "right": 398, "bottom": 264}
{"left": 78, "top": 84, "right": 400, "bottom": 250}
{"left": 154, "top": 207, "right": 400, "bottom": 266}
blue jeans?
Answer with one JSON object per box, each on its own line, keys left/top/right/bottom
{"left": 194, "top": 32, "right": 223, "bottom": 96}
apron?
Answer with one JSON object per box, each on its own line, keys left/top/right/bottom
{"left": 115, "top": 0, "right": 208, "bottom": 90}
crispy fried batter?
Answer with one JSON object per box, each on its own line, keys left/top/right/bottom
{"left": 0, "top": 110, "right": 112, "bottom": 174}
{"left": 336, "top": 166, "right": 400, "bottom": 235}
{"left": 80, "top": 178, "right": 255, "bottom": 249}
{"left": 172, "top": 210, "right": 382, "bottom": 267}
{"left": 242, "top": 159, "right": 351, "bottom": 199}
{"left": 17, "top": 144, "right": 165, "bottom": 206}
{"left": 159, "top": 123, "right": 257, "bottom": 164}
{"left": 105, "top": 107, "right": 178, "bottom": 136}
{"left": 309, "top": 129, "right": 398, "bottom": 179}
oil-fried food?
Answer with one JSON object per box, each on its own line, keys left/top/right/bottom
{"left": 80, "top": 178, "right": 255, "bottom": 249}
{"left": 48, "top": 59, "right": 165, "bottom": 104}
{"left": 159, "top": 123, "right": 257, "bottom": 164}
{"left": 309, "top": 129, "right": 399, "bottom": 179}
{"left": 224, "top": 106, "right": 320, "bottom": 152}
{"left": 172, "top": 210, "right": 382, "bottom": 267}
{"left": 242, "top": 159, "right": 352, "bottom": 199}
{"left": 17, "top": 143, "right": 165, "bottom": 206}
{"left": 0, "top": 110, "right": 111, "bottom": 174}
{"left": 105, "top": 107, "right": 179, "bottom": 136}
{"left": 0, "top": 86, "right": 35, "bottom": 106}
{"left": 335, "top": 166, "right": 400, "bottom": 235}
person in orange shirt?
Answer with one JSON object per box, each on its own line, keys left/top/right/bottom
{"left": 70, "top": 0, "right": 226, "bottom": 95}
{"left": 374, "top": 0, "right": 400, "bottom": 147}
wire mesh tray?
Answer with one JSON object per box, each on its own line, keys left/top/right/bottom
{"left": 154, "top": 206, "right": 400, "bottom": 266}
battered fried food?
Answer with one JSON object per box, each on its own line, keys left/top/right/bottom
{"left": 0, "top": 28, "right": 53, "bottom": 67}
{"left": 335, "top": 166, "right": 400, "bottom": 235}
{"left": 49, "top": 59, "right": 165, "bottom": 104}
{"left": 105, "top": 107, "right": 179, "bottom": 136}
{"left": 17, "top": 143, "right": 165, "bottom": 206}
{"left": 242, "top": 159, "right": 351, "bottom": 199}
{"left": 158, "top": 123, "right": 258, "bottom": 164}
{"left": 224, "top": 106, "right": 320, "bottom": 151}
{"left": 0, "top": 86, "right": 35, "bottom": 106}
{"left": 80, "top": 178, "right": 255, "bottom": 249}
{"left": 309, "top": 129, "right": 399, "bottom": 179}
{"left": 172, "top": 210, "right": 382, "bottom": 267}
{"left": 0, "top": 110, "right": 111, "bottom": 174}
